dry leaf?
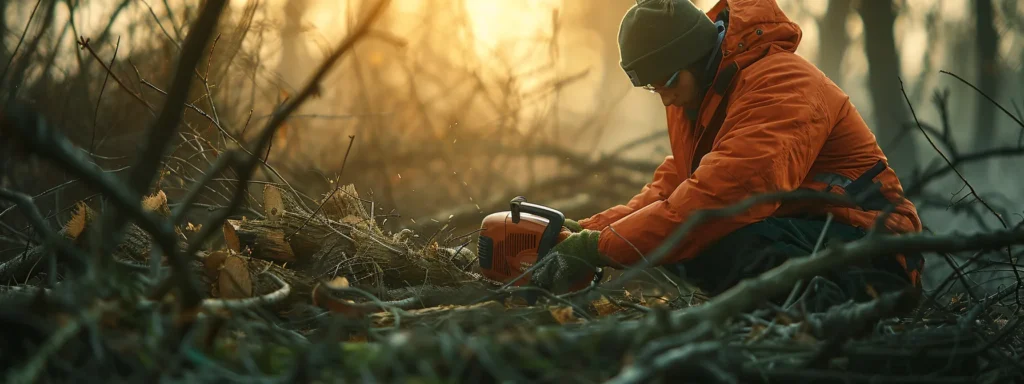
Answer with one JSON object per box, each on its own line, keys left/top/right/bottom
{"left": 218, "top": 256, "right": 252, "bottom": 299}
{"left": 142, "top": 190, "right": 170, "bottom": 216}
{"left": 64, "top": 202, "right": 91, "bottom": 240}
{"left": 591, "top": 296, "right": 620, "bottom": 317}
{"left": 548, "top": 306, "right": 578, "bottom": 325}
{"left": 263, "top": 185, "right": 285, "bottom": 223}
{"left": 326, "top": 276, "right": 350, "bottom": 288}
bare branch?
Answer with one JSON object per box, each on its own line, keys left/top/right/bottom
{"left": 201, "top": 272, "right": 291, "bottom": 311}
{"left": 0, "top": 0, "right": 43, "bottom": 88}
{"left": 899, "top": 76, "right": 1021, "bottom": 305}
{"left": 127, "top": 0, "right": 227, "bottom": 195}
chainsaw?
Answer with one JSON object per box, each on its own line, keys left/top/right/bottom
{"left": 476, "top": 196, "right": 603, "bottom": 299}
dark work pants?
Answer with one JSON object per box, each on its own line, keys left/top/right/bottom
{"left": 663, "top": 217, "right": 914, "bottom": 312}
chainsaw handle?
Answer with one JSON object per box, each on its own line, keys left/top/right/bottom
{"left": 509, "top": 196, "right": 564, "bottom": 264}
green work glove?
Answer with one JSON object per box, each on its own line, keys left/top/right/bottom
{"left": 563, "top": 218, "right": 583, "bottom": 233}
{"left": 530, "top": 229, "right": 606, "bottom": 293}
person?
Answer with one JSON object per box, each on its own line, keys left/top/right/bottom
{"left": 530, "top": 0, "right": 925, "bottom": 311}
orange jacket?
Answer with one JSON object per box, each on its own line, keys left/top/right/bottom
{"left": 579, "top": 0, "right": 923, "bottom": 284}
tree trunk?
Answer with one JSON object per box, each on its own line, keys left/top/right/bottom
{"left": 817, "top": 0, "right": 852, "bottom": 86}
{"left": 973, "top": 0, "right": 999, "bottom": 151}
{"left": 857, "top": 0, "right": 918, "bottom": 177}
{"left": 0, "top": 1, "right": 8, "bottom": 66}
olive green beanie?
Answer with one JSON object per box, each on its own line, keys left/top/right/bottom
{"left": 618, "top": 0, "right": 719, "bottom": 87}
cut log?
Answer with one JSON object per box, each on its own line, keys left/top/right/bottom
{"left": 74, "top": 192, "right": 179, "bottom": 265}
{"left": 262, "top": 184, "right": 285, "bottom": 223}
{"left": 224, "top": 219, "right": 298, "bottom": 263}
{"left": 217, "top": 255, "right": 253, "bottom": 299}
{"left": 319, "top": 184, "right": 377, "bottom": 229}
{"left": 226, "top": 185, "right": 478, "bottom": 288}
{"left": 0, "top": 192, "right": 178, "bottom": 284}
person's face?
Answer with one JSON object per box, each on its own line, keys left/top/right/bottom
{"left": 644, "top": 69, "right": 701, "bottom": 109}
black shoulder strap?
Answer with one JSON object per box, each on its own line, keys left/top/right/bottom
{"left": 691, "top": 61, "right": 740, "bottom": 172}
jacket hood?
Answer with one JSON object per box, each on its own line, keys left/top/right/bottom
{"left": 706, "top": 0, "right": 802, "bottom": 69}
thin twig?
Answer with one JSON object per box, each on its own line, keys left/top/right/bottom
{"left": 140, "top": 0, "right": 182, "bottom": 50}
{"left": 0, "top": 0, "right": 43, "bottom": 88}
{"left": 201, "top": 272, "right": 291, "bottom": 311}
{"left": 90, "top": 35, "right": 120, "bottom": 154}
{"left": 170, "top": 0, "right": 392, "bottom": 303}
{"left": 899, "top": 76, "right": 1021, "bottom": 306}
{"left": 940, "top": 70, "right": 1024, "bottom": 130}
{"left": 287, "top": 135, "right": 356, "bottom": 240}
{"left": 126, "top": 0, "right": 226, "bottom": 196}
{"left": 203, "top": 33, "right": 222, "bottom": 129}
{"left": 170, "top": 152, "right": 237, "bottom": 224}
{"left": 905, "top": 147, "right": 1024, "bottom": 197}
{"left": 784, "top": 213, "right": 833, "bottom": 309}
{"left": 77, "top": 36, "right": 155, "bottom": 113}
{"left": 3, "top": 302, "right": 112, "bottom": 384}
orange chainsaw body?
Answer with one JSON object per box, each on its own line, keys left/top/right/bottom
{"left": 477, "top": 205, "right": 596, "bottom": 292}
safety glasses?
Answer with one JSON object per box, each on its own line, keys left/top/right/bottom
{"left": 641, "top": 70, "right": 681, "bottom": 93}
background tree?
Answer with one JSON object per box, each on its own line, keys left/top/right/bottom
{"left": 973, "top": 0, "right": 1000, "bottom": 152}
{"left": 857, "top": 0, "right": 919, "bottom": 177}
{"left": 816, "top": 0, "right": 851, "bottom": 86}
